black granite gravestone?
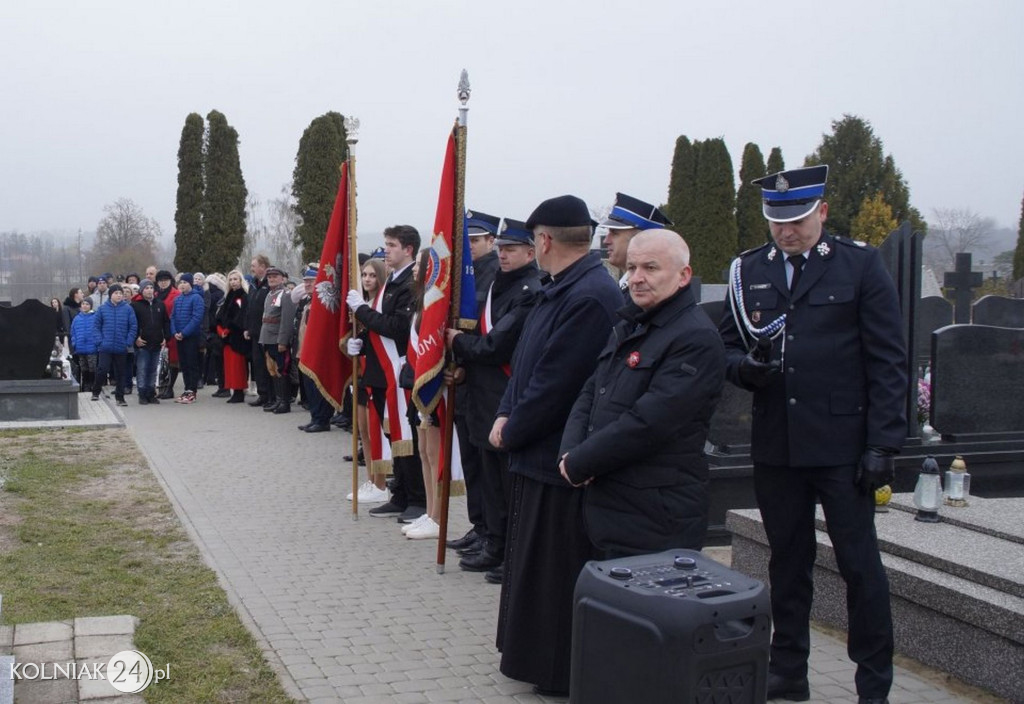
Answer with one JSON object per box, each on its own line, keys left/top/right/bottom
{"left": 943, "top": 253, "right": 983, "bottom": 324}
{"left": 914, "top": 296, "right": 954, "bottom": 366}
{"left": 972, "top": 295, "right": 1024, "bottom": 329}
{"left": 931, "top": 324, "right": 1024, "bottom": 437}
{"left": 0, "top": 299, "right": 57, "bottom": 380}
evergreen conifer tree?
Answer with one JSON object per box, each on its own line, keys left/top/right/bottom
{"left": 1013, "top": 192, "right": 1024, "bottom": 281}
{"left": 805, "top": 114, "right": 923, "bottom": 236}
{"left": 736, "top": 142, "right": 768, "bottom": 252}
{"left": 292, "top": 112, "right": 348, "bottom": 263}
{"left": 766, "top": 147, "right": 785, "bottom": 175}
{"left": 691, "top": 138, "right": 737, "bottom": 283}
{"left": 850, "top": 192, "right": 897, "bottom": 247}
{"left": 174, "top": 113, "right": 205, "bottom": 272}
{"left": 202, "top": 110, "right": 248, "bottom": 273}
{"left": 665, "top": 136, "right": 698, "bottom": 240}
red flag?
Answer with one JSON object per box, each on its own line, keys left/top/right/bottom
{"left": 412, "top": 128, "right": 457, "bottom": 415}
{"left": 298, "top": 163, "right": 353, "bottom": 409}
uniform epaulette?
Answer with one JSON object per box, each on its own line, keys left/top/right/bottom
{"left": 738, "top": 242, "right": 771, "bottom": 258}
{"left": 834, "top": 235, "right": 870, "bottom": 249}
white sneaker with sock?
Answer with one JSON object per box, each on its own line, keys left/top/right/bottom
{"left": 405, "top": 517, "right": 440, "bottom": 540}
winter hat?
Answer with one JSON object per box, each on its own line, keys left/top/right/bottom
{"left": 107, "top": 283, "right": 124, "bottom": 294}
{"left": 139, "top": 279, "right": 155, "bottom": 291}
{"left": 156, "top": 269, "right": 174, "bottom": 282}
{"left": 179, "top": 273, "right": 194, "bottom": 286}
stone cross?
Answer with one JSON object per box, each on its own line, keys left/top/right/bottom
{"left": 943, "top": 252, "right": 983, "bottom": 324}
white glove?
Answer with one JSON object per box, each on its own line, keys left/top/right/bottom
{"left": 346, "top": 290, "right": 367, "bottom": 312}
{"left": 346, "top": 338, "right": 363, "bottom": 356}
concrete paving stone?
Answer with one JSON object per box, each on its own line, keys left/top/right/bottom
{"left": 0, "top": 625, "right": 15, "bottom": 651}
{"left": 72, "top": 634, "right": 134, "bottom": 660}
{"left": 327, "top": 672, "right": 384, "bottom": 687}
{"left": 287, "top": 663, "right": 325, "bottom": 680}
{"left": 392, "top": 678, "right": 441, "bottom": 693}
{"left": 10, "top": 677, "right": 77, "bottom": 704}
{"left": 72, "top": 615, "right": 137, "bottom": 638}
{"left": 402, "top": 667, "right": 452, "bottom": 681}
{"left": 12, "top": 622, "right": 72, "bottom": 647}
{"left": 12, "top": 640, "right": 74, "bottom": 665}
{"left": 300, "top": 684, "right": 343, "bottom": 700}
{"left": 424, "top": 688, "right": 480, "bottom": 702}
{"left": 278, "top": 652, "right": 314, "bottom": 667}
{"left": 86, "top": 696, "right": 145, "bottom": 704}
{"left": 75, "top": 669, "right": 121, "bottom": 700}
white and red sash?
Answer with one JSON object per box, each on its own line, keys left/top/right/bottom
{"left": 367, "top": 277, "right": 413, "bottom": 456}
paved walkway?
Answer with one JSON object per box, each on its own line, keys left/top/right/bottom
{"left": 113, "top": 392, "right": 991, "bottom": 703}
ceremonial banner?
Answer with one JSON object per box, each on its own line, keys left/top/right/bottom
{"left": 457, "top": 218, "right": 477, "bottom": 326}
{"left": 413, "top": 128, "right": 467, "bottom": 415}
{"left": 298, "top": 164, "right": 353, "bottom": 409}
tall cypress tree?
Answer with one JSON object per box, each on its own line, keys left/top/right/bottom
{"left": 736, "top": 142, "right": 768, "bottom": 252}
{"left": 202, "top": 110, "right": 248, "bottom": 273}
{"left": 805, "top": 114, "right": 923, "bottom": 236}
{"left": 690, "top": 138, "right": 737, "bottom": 283}
{"left": 665, "top": 135, "right": 698, "bottom": 241}
{"left": 292, "top": 112, "right": 348, "bottom": 263}
{"left": 766, "top": 147, "right": 785, "bottom": 175}
{"left": 1013, "top": 191, "right": 1024, "bottom": 281}
{"left": 174, "top": 113, "right": 205, "bottom": 272}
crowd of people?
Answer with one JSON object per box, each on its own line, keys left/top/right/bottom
{"left": 45, "top": 164, "right": 904, "bottom": 704}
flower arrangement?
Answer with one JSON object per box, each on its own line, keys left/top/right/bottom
{"left": 917, "top": 377, "right": 931, "bottom": 426}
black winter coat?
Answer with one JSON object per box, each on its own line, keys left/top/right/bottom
{"left": 354, "top": 264, "right": 415, "bottom": 389}
{"left": 217, "top": 288, "right": 250, "bottom": 356}
{"left": 560, "top": 286, "right": 724, "bottom": 555}
{"left": 451, "top": 263, "right": 543, "bottom": 445}
{"left": 131, "top": 298, "right": 168, "bottom": 351}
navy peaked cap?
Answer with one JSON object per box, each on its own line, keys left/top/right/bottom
{"left": 753, "top": 165, "right": 829, "bottom": 222}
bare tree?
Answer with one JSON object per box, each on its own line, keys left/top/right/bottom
{"left": 91, "top": 198, "right": 161, "bottom": 276}
{"left": 926, "top": 207, "right": 995, "bottom": 271}
{"left": 240, "top": 185, "right": 303, "bottom": 276}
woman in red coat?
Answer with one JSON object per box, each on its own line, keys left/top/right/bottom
{"left": 216, "top": 269, "right": 250, "bottom": 403}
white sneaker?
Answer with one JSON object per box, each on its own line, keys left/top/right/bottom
{"left": 359, "top": 484, "right": 390, "bottom": 503}
{"left": 405, "top": 517, "right": 440, "bottom": 540}
{"left": 401, "top": 514, "right": 431, "bottom": 535}
{"left": 346, "top": 480, "right": 374, "bottom": 502}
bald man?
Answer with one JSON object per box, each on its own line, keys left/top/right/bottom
{"left": 559, "top": 229, "right": 725, "bottom": 557}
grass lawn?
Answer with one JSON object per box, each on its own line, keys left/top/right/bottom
{"left": 0, "top": 427, "right": 293, "bottom": 703}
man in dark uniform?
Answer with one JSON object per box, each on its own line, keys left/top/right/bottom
{"left": 447, "top": 218, "right": 543, "bottom": 581}
{"left": 599, "top": 192, "right": 672, "bottom": 300}
{"left": 718, "top": 165, "right": 907, "bottom": 704}
{"left": 559, "top": 229, "right": 724, "bottom": 557}
{"left": 490, "top": 195, "right": 621, "bottom": 697}
{"left": 447, "top": 210, "right": 502, "bottom": 557}
{"left": 346, "top": 225, "right": 427, "bottom": 523}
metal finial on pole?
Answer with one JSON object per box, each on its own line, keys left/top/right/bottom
{"left": 457, "top": 70, "right": 471, "bottom": 126}
{"left": 344, "top": 116, "right": 360, "bottom": 152}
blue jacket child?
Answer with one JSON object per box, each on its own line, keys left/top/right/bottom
{"left": 94, "top": 293, "right": 139, "bottom": 353}
{"left": 70, "top": 307, "right": 99, "bottom": 355}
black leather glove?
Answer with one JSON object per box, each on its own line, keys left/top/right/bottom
{"left": 855, "top": 447, "right": 895, "bottom": 495}
{"left": 738, "top": 349, "right": 780, "bottom": 389}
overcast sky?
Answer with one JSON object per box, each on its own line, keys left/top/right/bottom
{"left": 2, "top": 0, "right": 1022, "bottom": 248}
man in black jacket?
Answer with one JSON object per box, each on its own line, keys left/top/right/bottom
{"left": 559, "top": 229, "right": 724, "bottom": 555}
{"left": 245, "top": 255, "right": 272, "bottom": 407}
{"left": 447, "top": 218, "right": 542, "bottom": 581}
{"left": 131, "top": 280, "right": 168, "bottom": 405}
{"left": 718, "top": 165, "right": 906, "bottom": 704}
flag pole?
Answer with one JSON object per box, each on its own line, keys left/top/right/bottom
{"left": 345, "top": 116, "right": 361, "bottom": 520}
{"left": 437, "top": 70, "right": 471, "bottom": 573}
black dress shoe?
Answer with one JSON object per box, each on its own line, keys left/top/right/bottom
{"left": 484, "top": 565, "right": 503, "bottom": 584}
{"left": 766, "top": 673, "right": 809, "bottom": 701}
{"left": 532, "top": 684, "right": 568, "bottom": 698}
{"left": 297, "top": 423, "right": 310, "bottom": 431}
{"left": 459, "top": 549, "right": 503, "bottom": 572}
{"left": 304, "top": 423, "right": 330, "bottom": 433}
{"left": 858, "top": 698, "right": 888, "bottom": 704}
{"left": 248, "top": 395, "right": 266, "bottom": 407}
{"left": 456, "top": 540, "right": 483, "bottom": 557}
{"left": 446, "top": 529, "right": 480, "bottom": 551}
{"left": 342, "top": 450, "right": 365, "bottom": 465}
{"left": 211, "top": 388, "right": 230, "bottom": 398}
